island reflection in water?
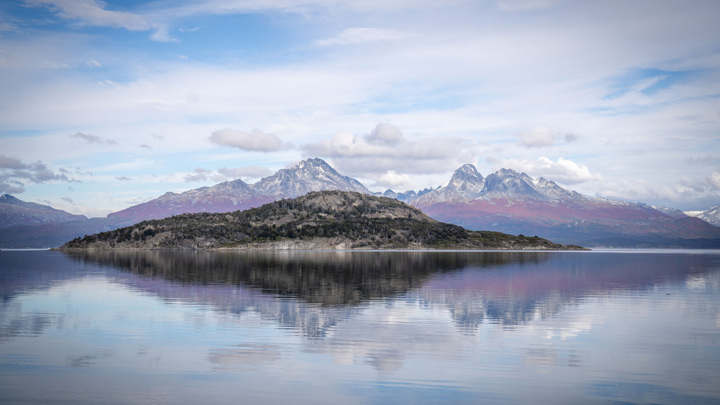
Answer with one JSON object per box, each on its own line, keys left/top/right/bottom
{"left": 1, "top": 249, "right": 719, "bottom": 404}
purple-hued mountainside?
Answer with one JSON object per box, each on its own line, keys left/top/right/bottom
{"left": 108, "top": 158, "right": 370, "bottom": 223}
{"left": 391, "top": 164, "right": 720, "bottom": 247}
{"left": 1, "top": 158, "right": 719, "bottom": 248}
{"left": 0, "top": 194, "right": 87, "bottom": 228}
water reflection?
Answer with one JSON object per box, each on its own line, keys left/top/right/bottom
{"left": 63, "top": 250, "right": 550, "bottom": 338}
{"left": 1, "top": 250, "right": 719, "bottom": 404}
{"left": 67, "top": 250, "right": 549, "bottom": 304}
{"left": 63, "top": 249, "right": 720, "bottom": 330}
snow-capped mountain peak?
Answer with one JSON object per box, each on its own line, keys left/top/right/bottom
{"left": 447, "top": 164, "right": 485, "bottom": 194}
{"left": 482, "top": 169, "right": 543, "bottom": 199}
{"left": 685, "top": 206, "right": 720, "bottom": 227}
{"left": 254, "top": 158, "right": 370, "bottom": 197}
{"left": 412, "top": 165, "right": 586, "bottom": 205}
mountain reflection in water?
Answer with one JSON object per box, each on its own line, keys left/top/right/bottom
{"left": 64, "top": 250, "right": 719, "bottom": 333}
{"left": 2, "top": 249, "right": 720, "bottom": 404}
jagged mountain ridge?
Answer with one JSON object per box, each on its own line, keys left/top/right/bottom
{"left": 109, "top": 158, "right": 371, "bottom": 223}
{"left": 404, "top": 164, "right": 720, "bottom": 247}
{"left": 407, "top": 166, "right": 582, "bottom": 205}
{"left": 0, "top": 194, "right": 87, "bottom": 229}
{"left": 685, "top": 206, "right": 720, "bottom": 227}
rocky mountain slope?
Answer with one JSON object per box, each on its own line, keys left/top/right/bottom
{"left": 109, "top": 158, "right": 370, "bottom": 223}
{"left": 61, "top": 191, "right": 582, "bottom": 250}
{"left": 685, "top": 206, "right": 720, "bottom": 227}
{"left": 400, "top": 165, "right": 720, "bottom": 247}
{"left": 0, "top": 194, "right": 87, "bottom": 228}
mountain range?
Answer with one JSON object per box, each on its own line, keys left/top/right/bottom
{"left": 0, "top": 194, "right": 87, "bottom": 228}
{"left": 685, "top": 206, "right": 720, "bottom": 228}
{"left": 1, "top": 158, "right": 719, "bottom": 248}
{"left": 62, "top": 190, "right": 580, "bottom": 250}
{"left": 393, "top": 165, "right": 720, "bottom": 247}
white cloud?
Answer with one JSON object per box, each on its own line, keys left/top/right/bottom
{"left": 373, "top": 171, "right": 414, "bottom": 191}
{"left": 26, "top": 0, "right": 151, "bottom": 30}
{"left": 495, "top": 0, "right": 563, "bottom": 12}
{"left": 517, "top": 127, "right": 557, "bottom": 148}
{"left": 709, "top": 172, "right": 720, "bottom": 190}
{"left": 0, "top": 23, "right": 18, "bottom": 32}
{"left": 0, "top": 154, "right": 77, "bottom": 194}
{"left": 184, "top": 167, "right": 226, "bottom": 183}
{"left": 209, "top": 128, "right": 289, "bottom": 152}
{"left": 3, "top": 0, "right": 720, "bottom": 213}
{"left": 24, "top": 0, "right": 174, "bottom": 41}
{"left": 490, "top": 156, "right": 602, "bottom": 185}
{"left": 316, "top": 27, "right": 415, "bottom": 46}
{"left": 218, "top": 166, "right": 273, "bottom": 180}
{"left": 303, "top": 123, "right": 477, "bottom": 177}
{"left": 366, "top": 122, "right": 405, "bottom": 145}
{"left": 69, "top": 132, "right": 117, "bottom": 145}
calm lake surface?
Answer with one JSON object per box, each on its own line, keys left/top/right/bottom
{"left": 1, "top": 249, "right": 720, "bottom": 404}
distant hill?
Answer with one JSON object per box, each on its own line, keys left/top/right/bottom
{"left": 0, "top": 194, "right": 87, "bottom": 228}
{"left": 61, "top": 191, "right": 583, "bottom": 250}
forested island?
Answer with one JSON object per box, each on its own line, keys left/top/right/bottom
{"left": 60, "top": 191, "right": 585, "bottom": 250}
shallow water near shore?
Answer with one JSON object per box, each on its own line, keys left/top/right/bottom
{"left": 1, "top": 249, "right": 720, "bottom": 404}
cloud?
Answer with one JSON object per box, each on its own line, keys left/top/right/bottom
{"left": 0, "top": 183, "right": 25, "bottom": 194}
{"left": 69, "top": 132, "right": 117, "bottom": 145}
{"left": 489, "top": 156, "right": 602, "bottom": 185}
{"left": 115, "top": 176, "right": 131, "bottom": 181}
{"left": 0, "top": 23, "right": 18, "bottom": 32}
{"left": 316, "top": 27, "right": 415, "bottom": 47}
{"left": 0, "top": 154, "right": 76, "bottom": 194}
{"left": 372, "top": 170, "right": 414, "bottom": 191}
{"left": 25, "top": 0, "right": 149, "bottom": 29}
{"left": 517, "top": 127, "right": 579, "bottom": 148}
{"left": 218, "top": 166, "right": 273, "bottom": 180}
{"left": 209, "top": 128, "right": 290, "bottom": 152}
{"left": 24, "top": 0, "right": 173, "bottom": 41}
{"left": 366, "top": 122, "right": 405, "bottom": 145}
{"left": 495, "top": 0, "right": 563, "bottom": 11}
{"left": 517, "top": 127, "right": 557, "bottom": 148}
{"left": 61, "top": 196, "right": 74, "bottom": 203}
{"left": 708, "top": 171, "right": 720, "bottom": 190}
{"left": 184, "top": 168, "right": 226, "bottom": 183}
{"left": 596, "top": 174, "right": 720, "bottom": 211}
{"left": 564, "top": 133, "right": 579, "bottom": 143}
{"left": 303, "top": 123, "right": 477, "bottom": 176}
{"left": 182, "top": 166, "right": 274, "bottom": 184}
{"left": 0, "top": 155, "right": 26, "bottom": 170}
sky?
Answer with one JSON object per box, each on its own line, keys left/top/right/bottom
{"left": 1, "top": 0, "right": 719, "bottom": 218}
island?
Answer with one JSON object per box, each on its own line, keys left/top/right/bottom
{"left": 60, "top": 191, "right": 585, "bottom": 250}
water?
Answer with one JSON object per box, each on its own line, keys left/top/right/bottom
{"left": 1, "top": 249, "right": 719, "bottom": 404}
